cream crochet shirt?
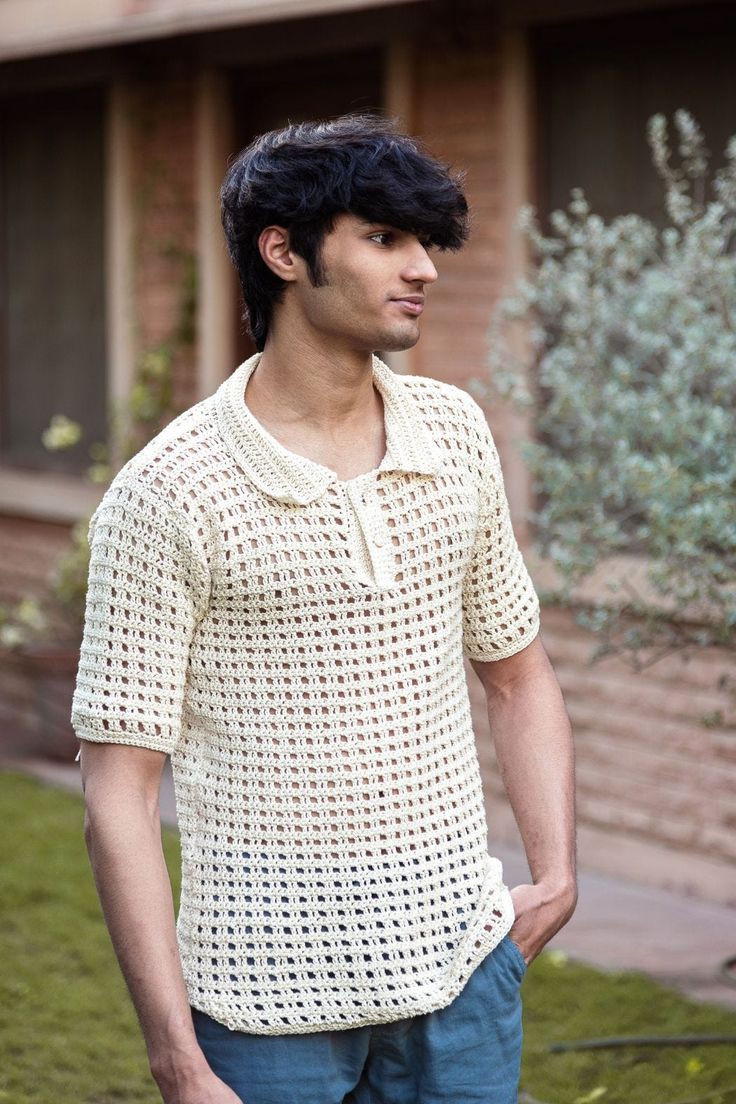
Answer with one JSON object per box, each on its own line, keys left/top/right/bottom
{"left": 71, "top": 351, "right": 540, "bottom": 1035}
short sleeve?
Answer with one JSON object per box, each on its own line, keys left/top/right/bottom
{"left": 70, "top": 477, "right": 210, "bottom": 755}
{"left": 461, "top": 404, "right": 540, "bottom": 661}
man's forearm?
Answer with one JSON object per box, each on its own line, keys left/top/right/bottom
{"left": 84, "top": 792, "right": 208, "bottom": 1087}
{"left": 483, "top": 650, "right": 577, "bottom": 897}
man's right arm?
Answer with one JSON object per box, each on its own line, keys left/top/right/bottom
{"left": 80, "top": 740, "right": 243, "bottom": 1104}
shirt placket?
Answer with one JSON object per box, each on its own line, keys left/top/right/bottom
{"left": 340, "top": 479, "right": 395, "bottom": 589}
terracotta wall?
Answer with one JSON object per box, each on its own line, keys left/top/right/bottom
{"left": 470, "top": 606, "right": 736, "bottom": 907}
{"left": 413, "top": 44, "right": 505, "bottom": 395}
{"left": 127, "top": 68, "right": 199, "bottom": 414}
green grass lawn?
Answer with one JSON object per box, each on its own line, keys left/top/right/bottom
{"left": 1, "top": 769, "right": 735, "bottom": 1104}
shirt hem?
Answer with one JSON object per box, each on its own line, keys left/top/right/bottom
{"left": 183, "top": 880, "right": 517, "bottom": 1036}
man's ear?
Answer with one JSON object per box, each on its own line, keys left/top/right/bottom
{"left": 258, "top": 225, "right": 301, "bottom": 283}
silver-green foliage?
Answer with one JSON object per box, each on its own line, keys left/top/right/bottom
{"left": 472, "top": 110, "right": 736, "bottom": 670}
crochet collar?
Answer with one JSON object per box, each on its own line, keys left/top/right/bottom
{"left": 213, "top": 351, "right": 446, "bottom": 505}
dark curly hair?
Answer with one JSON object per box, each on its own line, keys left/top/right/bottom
{"left": 220, "top": 112, "right": 470, "bottom": 350}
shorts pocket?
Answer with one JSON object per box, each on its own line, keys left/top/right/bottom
{"left": 503, "top": 934, "right": 528, "bottom": 978}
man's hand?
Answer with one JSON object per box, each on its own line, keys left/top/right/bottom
{"left": 505, "top": 879, "right": 578, "bottom": 967}
{"left": 154, "top": 1060, "right": 244, "bottom": 1104}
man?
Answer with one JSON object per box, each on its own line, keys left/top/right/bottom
{"left": 72, "top": 113, "right": 576, "bottom": 1104}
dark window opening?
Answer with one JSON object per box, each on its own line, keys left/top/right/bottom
{"left": 0, "top": 84, "right": 108, "bottom": 476}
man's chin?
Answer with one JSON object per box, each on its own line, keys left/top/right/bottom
{"left": 373, "top": 327, "right": 421, "bottom": 353}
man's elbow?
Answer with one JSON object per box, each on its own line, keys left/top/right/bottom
{"left": 470, "top": 633, "right": 553, "bottom": 700}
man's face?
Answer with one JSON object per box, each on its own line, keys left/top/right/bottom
{"left": 289, "top": 212, "right": 439, "bottom": 352}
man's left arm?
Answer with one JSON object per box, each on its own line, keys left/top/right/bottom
{"left": 471, "top": 634, "right": 578, "bottom": 966}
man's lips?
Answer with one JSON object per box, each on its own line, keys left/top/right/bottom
{"left": 391, "top": 297, "right": 425, "bottom": 315}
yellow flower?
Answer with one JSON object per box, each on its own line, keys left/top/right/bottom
{"left": 41, "top": 413, "right": 82, "bottom": 450}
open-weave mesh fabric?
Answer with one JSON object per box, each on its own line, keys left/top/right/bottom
{"left": 71, "top": 352, "right": 540, "bottom": 1034}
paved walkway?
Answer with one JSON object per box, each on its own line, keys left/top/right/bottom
{"left": 3, "top": 749, "right": 736, "bottom": 1013}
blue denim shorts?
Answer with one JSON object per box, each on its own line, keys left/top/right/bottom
{"left": 190, "top": 932, "right": 527, "bottom": 1104}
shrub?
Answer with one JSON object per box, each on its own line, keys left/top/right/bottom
{"left": 471, "top": 110, "right": 736, "bottom": 681}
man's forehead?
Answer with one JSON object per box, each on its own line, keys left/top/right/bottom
{"left": 338, "top": 213, "right": 385, "bottom": 228}
{"left": 339, "top": 213, "right": 409, "bottom": 231}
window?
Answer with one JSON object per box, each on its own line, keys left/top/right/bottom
{"left": 0, "top": 85, "right": 107, "bottom": 477}
{"left": 533, "top": 7, "right": 736, "bottom": 229}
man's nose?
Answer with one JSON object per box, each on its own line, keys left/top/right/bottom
{"left": 403, "top": 244, "right": 439, "bottom": 285}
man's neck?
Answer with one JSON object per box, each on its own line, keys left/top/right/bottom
{"left": 248, "top": 333, "right": 380, "bottom": 434}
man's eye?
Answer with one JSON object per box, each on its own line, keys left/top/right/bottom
{"left": 370, "top": 232, "right": 393, "bottom": 245}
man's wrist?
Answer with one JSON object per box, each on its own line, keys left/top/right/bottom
{"left": 534, "top": 874, "right": 577, "bottom": 905}
{"left": 149, "top": 1035, "right": 210, "bottom": 1088}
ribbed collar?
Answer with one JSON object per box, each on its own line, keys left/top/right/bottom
{"left": 213, "top": 351, "right": 446, "bottom": 505}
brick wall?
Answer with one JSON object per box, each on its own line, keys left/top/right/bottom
{"left": 413, "top": 44, "right": 505, "bottom": 397}
{"left": 128, "top": 68, "right": 199, "bottom": 416}
{"left": 470, "top": 605, "right": 736, "bottom": 906}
